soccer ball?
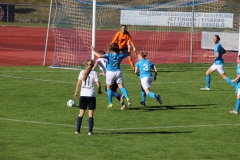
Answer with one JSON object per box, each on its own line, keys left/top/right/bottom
{"left": 67, "top": 100, "right": 76, "bottom": 107}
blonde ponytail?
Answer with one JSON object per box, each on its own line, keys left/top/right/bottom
{"left": 82, "top": 60, "right": 94, "bottom": 81}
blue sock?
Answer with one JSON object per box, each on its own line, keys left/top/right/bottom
{"left": 112, "top": 91, "right": 120, "bottom": 98}
{"left": 107, "top": 89, "right": 112, "bottom": 104}
{"left": 141, "top": 89, "right": 146, "bottom": 102}
{"left": 120, "top": 87, "right": 129, "bottom": 99}
{"left": 76, "top": 116, "right": 82, "bottom": 132}
{"left": 236, "top": 99, "right": 240, "bottom": 111}
{"left": 148, "top": 91, "right": 156, "bottom": 99}
{"left": 225, "top": 77, "right": 237, "bottom": 88}
{"left": 206, "top": 75, "right": 210, "bottom": 88}
{"left": 88, "top": 117, "right": 94, "bottom": 132}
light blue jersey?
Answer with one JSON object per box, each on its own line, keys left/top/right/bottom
{"left": 214, "top": 43, "right": 224, "bottom": 65}
{"left": 135, "top": 58, "right": 155, "bottom": 79}
{"left": 236, "top": 65, "right": 240, "bottom": 88}
{"left": 104, "top": 53, "right": 128, "bottom": 71}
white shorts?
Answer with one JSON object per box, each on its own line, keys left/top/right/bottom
{"left": 141, "top": 76, "right": 153, "bottom": 89}
{"left": 210, "top": 63, "right": 225, "bottom": 74}
{"left": 106, "top": 70, "right": 123, "bottom": 85}
{"left": 237, "top": 88, "right": 240, "bottom": 95}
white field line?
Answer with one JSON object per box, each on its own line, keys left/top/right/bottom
{"left": 0, "top": 117, "right": 239, "bottom": 131}
{"left": 1, "top": 74, "right": 227, "bottom": 85}
{"left": 0, "top": 75, "right": 75, "bottom": 84}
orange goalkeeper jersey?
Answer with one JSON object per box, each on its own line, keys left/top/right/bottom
{"left": 111, "top": 31, "right": 135, "bottom": 50}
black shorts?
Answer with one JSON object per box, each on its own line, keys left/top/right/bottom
{"left": 120, "top": 48, "right": 128, "bottom": 53}
{"left": 79, "top": 96, "right": 96, "bottom": 110}
{"left": 112, "top": 81, "right": 118, "bottom": 91}
{"left": 104, "top": 81, "right": 118, "bottom": 92}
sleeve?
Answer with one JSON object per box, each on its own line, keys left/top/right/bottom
{"left": 78, "top": 70, "right": 83, "bottom": 80}
{"left": 151, "top": 63, "right": 155, "bottom": 69}
{"left": 216, "top": 44, "right": 221, "bottom": 53}
{"left": 121, "top": 53, "right": 128, "bottom": 59}
{"left": 104, "top": 54, "right": 109, "bottom": 58}
{"left": 127, "top": 32, "right": 135, "bottom": 47}
{"left": 111, "top": 32, "right": 120, "bottom": 44}
{"left": 135, "top": 61, "right": 138, "bottom": 68}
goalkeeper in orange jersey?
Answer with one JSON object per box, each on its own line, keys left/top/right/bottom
{"left": 111, "top": 25, "right": 136, "bottom": 71}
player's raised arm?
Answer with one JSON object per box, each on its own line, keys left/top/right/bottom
{"left": 91, "top": 46, "right": 104, "bottom": 58}
{"left": 128, "top": 34, "right": 137, "bottom": 54}
{"left": 92, "top": 60, "right": 99, "bottom": 70}
{"left": 126, "top": 40, "right": 131, "bottom": 56}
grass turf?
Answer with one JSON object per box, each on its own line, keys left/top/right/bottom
{"left": 0, "top": 64, "right": 240, "bottom": 160}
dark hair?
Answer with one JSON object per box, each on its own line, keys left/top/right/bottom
{"left": 109, "top": 43, "right": 120, "bottom": 53}
{"left": 214, "top": 35, "right": 220, "bottom": 41}
{"left": 140, "top": 51, "right": 148, "bottom": 58}
{"left": 98, "top": 50, "right": 105, "bottom": 55}
{"left": 121, "top": 25, "right": 127, "bottom": 29}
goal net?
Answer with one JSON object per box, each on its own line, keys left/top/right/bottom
{"left": 51, "top": 0, "right": 240, "bottom": 69}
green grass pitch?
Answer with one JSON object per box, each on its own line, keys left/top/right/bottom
{"left": 0, "top": 64, "right": 240, "bottom": 159}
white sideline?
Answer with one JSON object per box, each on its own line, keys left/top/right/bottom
{"left": 0, "top": 117, "right": 239, "bottom": 131}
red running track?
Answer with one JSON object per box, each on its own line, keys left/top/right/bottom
{"left": 0, "top": 26, "right": 237, "bottom": 66}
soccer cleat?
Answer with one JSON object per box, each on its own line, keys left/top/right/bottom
{"left": 229, "top": 109, "right": 239, "bottom": 114}
{"left": 156, "top": 95, "right": 162, "bottom": 105}
{"left": 127, "top": 98, "right": 132, "bottom": 107}
{"left": 107, "top": 103, "right": 113, "bottom": 108}
{"left": 121, "top": 104, "right": 126, "bottom": 110}
{"left": 88, "top": 132, "right": 93, "bottom": 135}
{"left": 120, "top": 95, "right": 125, "bottom": 104}
{"left": 140, "top": 101, "right": 146, "bottom": 106}
{"left": 200, "top": 87, "right": 210, "bottom": 91}
{"left": 75, "top": 131, "right": 80, "bottom": 134}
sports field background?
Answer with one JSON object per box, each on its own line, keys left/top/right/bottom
{"left": 1, "top": 1, "right": 240, "bottom": 159}
{"left": 0, "top": 26, "right": 238, "bottom": 67}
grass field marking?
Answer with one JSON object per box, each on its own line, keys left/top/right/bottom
{"left": 0, "top": 75, "right": 76, "bottom": 84}
{"left": 1, "top": 117, "right": 239, "bottom": 131}
{"left": 1, "top": 74, "right": 230, "bottom": 85}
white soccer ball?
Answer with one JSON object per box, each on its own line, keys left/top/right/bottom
{"left": 67, "top": 100, "right": 76, "bottom": 107}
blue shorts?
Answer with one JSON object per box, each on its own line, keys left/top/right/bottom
{"left": 79, "top": 96, "right": 96, "bottom": 110}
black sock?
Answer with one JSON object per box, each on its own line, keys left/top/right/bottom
{"left": 88, "top": 117, "right": 94, "bottom": 132}
{"left": 76, "top": 116, "right": 82, "bottom": 132}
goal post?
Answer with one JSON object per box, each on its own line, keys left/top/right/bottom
{"left": 47, "top": 0, "right": 240, "bottom": 69}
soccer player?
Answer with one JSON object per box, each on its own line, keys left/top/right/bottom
{"left": 111, "top": 25, "right": 136, "bottom": 71}
{"left": 91, "top": 42, "right": 132, "bottom": 108}
{"left": 230, "top": 55, "right": 240, "bottom": 114}
{"left": 200, "top": 35, "right": 236, "bottom": 91}
{"left": 92, "top": 50, "right": 126, "bottom": 110}
{"left": 74, "top": 60, "right": 102, "bottom": 135}
{"left": 135, "top": 51, "right": 162, "bottom": 106}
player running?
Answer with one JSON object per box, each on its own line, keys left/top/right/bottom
{"left": 134, "top": 51, "right": 162, "bottom": 106}
{"left": 92, "top": 50, "right": 126, "bottom": 110}
{"left": 201, "top": 35, "right": 236, "bottom": 91}
{"left": 74, "top": 60, "right": 102, "bottom": 135}
{"left": 91, "top": 42, "right": 132, "bottom": 108}
{"left": 230, "top": 55, "right": 240, "bottom": 114}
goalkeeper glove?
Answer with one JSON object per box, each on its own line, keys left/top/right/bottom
{"left": 133, "top": 47, "right": 137, "bottom": 55}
